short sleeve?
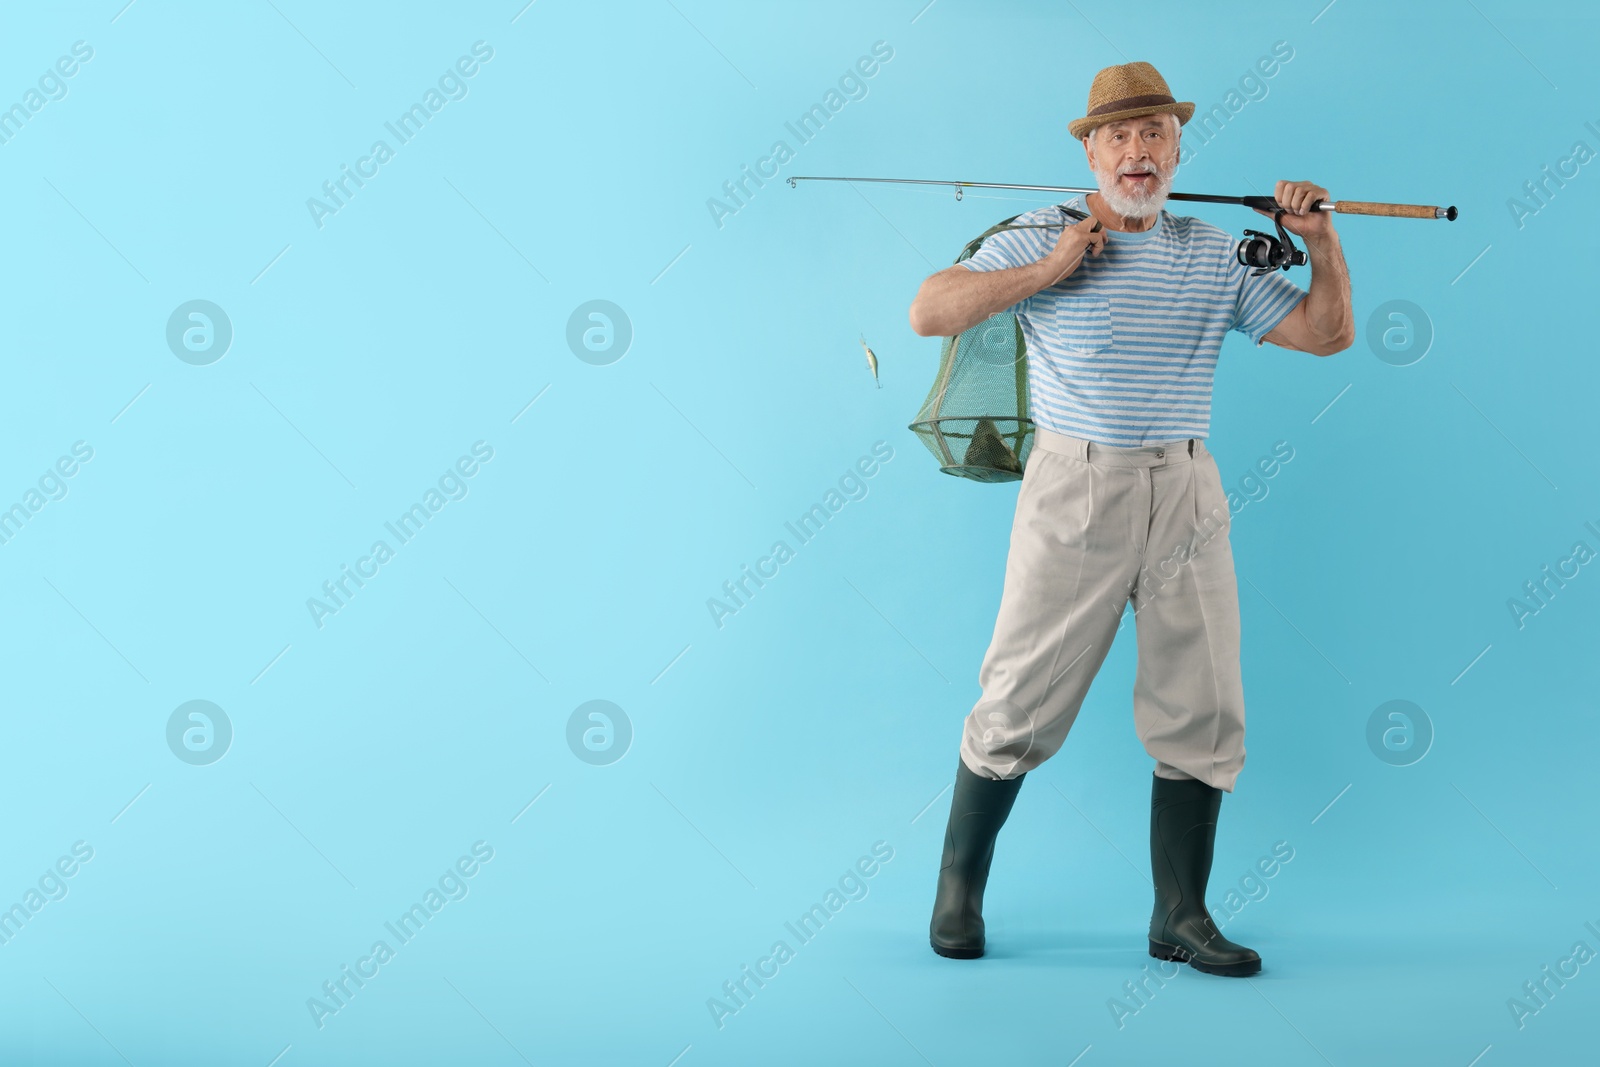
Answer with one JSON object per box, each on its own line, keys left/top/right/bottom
{"left": 1229, "top": 254, "right": 1308, "bottom": 347}
{"left": 958, "top": 218, "right": 1054, "bottom": 316}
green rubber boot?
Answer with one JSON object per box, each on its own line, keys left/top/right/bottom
{"left": 1147, "top": 773, "right": 1262, "bottom": 977}
{"left": 929, "top": 759, "right": 1024, "bottom": 959}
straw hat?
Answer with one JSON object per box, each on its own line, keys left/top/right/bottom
{"left": 1068, "top": 61, "right": 1194, "bottom": 141}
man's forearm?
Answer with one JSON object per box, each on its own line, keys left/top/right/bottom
{"left": 909, "top": 260, "right": 1055, "bottom": 337}
{"left": 1302, "top": 229, "right": 1354, "bottom": 351}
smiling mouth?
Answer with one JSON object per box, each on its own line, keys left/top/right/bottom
{"left": 1122, "top": 171, "right": 1154, "bottom": 183}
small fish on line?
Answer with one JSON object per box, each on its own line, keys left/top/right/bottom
{"left": 860, "top": 335, "right": 880, "bottom": 388}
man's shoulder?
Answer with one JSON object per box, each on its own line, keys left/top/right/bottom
{"left": 997, "top": 202, "right": 1080, "bottom": 228}
{"left": 1163, "top": 209, "right": 1234, "bottom": 249}
{"left": 965, "top": 204, "right": 1066, "bottom": 261}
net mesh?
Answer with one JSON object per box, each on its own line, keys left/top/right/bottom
{"left": 909, "top": 204, "right": 1087, "bottom": 483}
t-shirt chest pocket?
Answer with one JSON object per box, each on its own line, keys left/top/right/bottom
{"left": 1054, "top": 295, "right": 1114, "bottom": 354}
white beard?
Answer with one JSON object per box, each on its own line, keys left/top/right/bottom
{"left": 1094, "top": 157, "right": 1177, "bottom": 220}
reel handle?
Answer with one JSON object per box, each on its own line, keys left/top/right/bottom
{"left": 1240, "top": 194, "right": 1457, "bottom": 221}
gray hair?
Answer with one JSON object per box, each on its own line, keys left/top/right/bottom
{"left": 1087, "top": 111, "right": 1179, "bottom": 147}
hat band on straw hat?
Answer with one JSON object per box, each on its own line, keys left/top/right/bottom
{"left": 1087, "top": 93, "right": 1176, "bottom": 117}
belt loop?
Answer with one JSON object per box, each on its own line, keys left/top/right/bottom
{"left": 1188, "top": 438, "right": 1195, "bottom": 457}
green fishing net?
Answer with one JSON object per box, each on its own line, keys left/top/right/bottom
{"left": 909, "top": 203, "right": 1088, "bottom": 482}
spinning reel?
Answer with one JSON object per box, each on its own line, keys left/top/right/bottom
{"left": 1236, "top": 209, "right": 1307, "bottom": 276}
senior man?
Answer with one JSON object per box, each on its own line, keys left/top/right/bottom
{"left": 909, "top": 60, "right": 1352, "bottom": 975}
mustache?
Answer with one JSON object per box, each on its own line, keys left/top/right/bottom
{"left": 1116, "top": 161, "right": 1172, "bottom": 178}
{"left": 1102, "top": 161, "right": 1175, "bottom": 199}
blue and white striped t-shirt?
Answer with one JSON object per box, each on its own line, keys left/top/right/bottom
{"left": 960, "top": 195, "right": 1308, "bottom": 447}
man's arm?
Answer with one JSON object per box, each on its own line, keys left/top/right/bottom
{"left": 1258, "top": 181, "right": 1355, "bottom": 356}
{"left": 908, "top": 260, "right": 1056, "bottom": 338}
{"left": 1260, "top": 231, "right": 1354, "bottom": 356}
{"left": 908, "top": 214, "right": 1106, "bottom": 338}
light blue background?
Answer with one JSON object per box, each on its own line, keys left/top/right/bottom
{"left": 1, "top": 1, "right": 1596, "bottom": 1064}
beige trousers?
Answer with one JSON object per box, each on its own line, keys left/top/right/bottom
{"left": 958, "top": 426, "right": 1246, "bottom": 792}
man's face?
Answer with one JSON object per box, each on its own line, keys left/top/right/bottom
{"left": 1084, "top": 114, "right": 1180, "bottom": 219}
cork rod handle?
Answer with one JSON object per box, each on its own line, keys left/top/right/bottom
{"left": 1333, "top": 200, "right": 1458, "bottom": 221}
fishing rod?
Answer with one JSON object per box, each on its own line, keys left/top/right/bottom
{"left": 786, "top": 175, "right": 1459, "bottom": 221}
{"left": 790, "top": 174, "right": 1456, "bottom": 276}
